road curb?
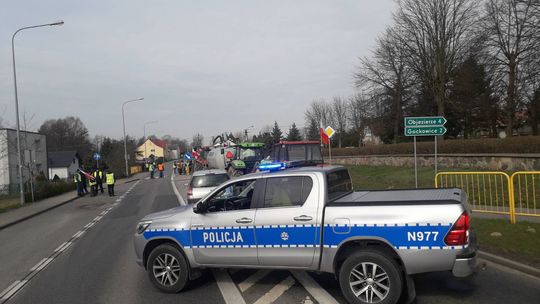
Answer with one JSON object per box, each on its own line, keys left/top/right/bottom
{"left": 0, "top": 197, "right": 78, "bottom": 231}
{"left": 479, "top": 250, "right": 540, "bottom": 278}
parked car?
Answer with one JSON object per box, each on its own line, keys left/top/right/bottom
{"left": 135, "top": 166, "right": 477, "bottom": 304}
{"left": 186, "top": 169, "right": 229, "bottom": 204}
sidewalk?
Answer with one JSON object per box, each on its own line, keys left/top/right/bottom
{"left": 0, "top": 175, "right": 143, "bottom": 230}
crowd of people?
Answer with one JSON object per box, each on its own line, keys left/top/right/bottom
{"left": 145, "top": 159, "right": 194, "bottom": 179}
{"left": 73, "top": 167, "right": 115, "bottom": 197}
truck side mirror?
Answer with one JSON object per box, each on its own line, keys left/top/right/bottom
{"left": 220, "top": 148, "right": 225, "bottom": 154}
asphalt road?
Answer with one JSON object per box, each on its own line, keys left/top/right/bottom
{"left": 0, "top": 164, "right": 539, "bottom": 304}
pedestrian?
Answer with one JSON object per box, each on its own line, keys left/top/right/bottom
{"left": 158, "top": 162, "right": 165, "bottom": 178}
{"left": 105, "top": 169, "right": 116, "bottom": 196}
{"left": 97, "top": 168, "right": 105, "bottom": 194}
{"left": 149, "top": 163, "right": 155, "bottom": 179}
{"left": 89, "top": 171, "right": 98, "bottom": 196}
{"left": 80, "top": 167, "right": 89, "bottom": 195}
{"left": 93, "top": 169, "right": 103, "bottom": 195}
{"left": 74, "top": 170, "right": 83, "bottom": 197}
{"left": 173, "top": 162, "right": 177, "bottom": 175}
{"left": 145, "top": 162, "right": 149, "bottom": 172}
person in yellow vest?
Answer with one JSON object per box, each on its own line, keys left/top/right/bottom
{"left": 89, "top": 170, "right": 98, "bottom": 196}
{"left": 74, "top": 170, "right": 83, "bottom": 197}
{"left": 105, "top": 169, "right": 116, "bottom": 197}
{"left": 97, "top": 168, "right": 105, "bottom": 194}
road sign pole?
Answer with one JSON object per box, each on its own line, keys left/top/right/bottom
{"left": 414, "top": 136, "right": 418, "bottom": 188}
{"left": 328, "top": 139, "right": 332, "bottom": 165}
{"left": 434, "top": 136, "right": 438, "bottom": 175}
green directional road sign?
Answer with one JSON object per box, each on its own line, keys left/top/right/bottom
{"left": 404, "top": 116, "right": 447, "bottom": 127}
{"left": 405, "top": 126, "right": 447, "bottom": 136}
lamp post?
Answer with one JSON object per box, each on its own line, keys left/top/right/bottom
{"left": 12, "top": 20, "right": 64, "bottom": 206}
{"left": 143, "top": 121, "right": 158, "bottom": 161}
{"left": 244, "top": 125, "right": 254, "bottom": 141}
{"left": 122, "top": 98, "right": 144, "bottom": 177}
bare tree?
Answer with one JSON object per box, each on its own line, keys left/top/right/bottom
{"left": 483, "top": 0, "right": 540, "bottom": 135}
{"left": 304, "top": 99, "right": 333, "bottom": 128}
{"left": 347, "top": 94, "right": 373, "bottom": 146}
{"left": 394, "top": 0, "right": 479, "bottom": 126}
{"left": 331, "top": 96, "right": 347, "bottom": 148}
{"left": 356, "top": 27, "right": 415, "bottom": 143}
{"left": 191, "top": 133, "right": 204, "bottom": 148}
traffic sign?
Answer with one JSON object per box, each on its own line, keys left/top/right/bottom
{"left": 93, "top": 153, "right": 101, "bottom": 161}
{"left": 325, "top": 126, "right": 336, "bottom": 139}
{"left": 405, "top": 126, "right": 447, "bottom": 136}
{"left": 184, "top": 153, "right": 192, "bottom": 161}
{"left": 404, "top": 116, "right": 447, "bottom": 127}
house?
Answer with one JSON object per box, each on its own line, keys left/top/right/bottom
{"left": 136, "top": 138, "right": 169, "bottom": 161}
{"left": 0, "top": 128, "right": 48, "bottom": 194}
{"left": 48, "top": 151, "right": 80, "bottom": 180}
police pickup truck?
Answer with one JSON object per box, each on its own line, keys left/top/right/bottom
{"left": 134, "top": 166, "right": 477, "bottom": 304}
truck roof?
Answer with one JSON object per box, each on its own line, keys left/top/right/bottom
{"left": 333, "top": 188, "right": 463, "bottom": 205}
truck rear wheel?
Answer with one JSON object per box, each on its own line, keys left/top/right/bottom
{"left": 147, "top": 244, "right": 189, "bottom": 293}
{"left": 339, "top": 249, "right": 402, "bottom": 304}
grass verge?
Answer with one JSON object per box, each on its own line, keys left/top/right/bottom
{"left": 474, "top": 218, "right": 540, "bottom": 269}
{"left": 0, "top": 197, "right": 20, "bottom": 213}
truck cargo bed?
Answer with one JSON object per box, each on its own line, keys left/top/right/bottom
{"left": 329, "top": 188, "right": 463, "bottom": 206}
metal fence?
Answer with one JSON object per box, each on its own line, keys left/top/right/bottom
{"left": 435, "top": 172, "right": 516, "bottom": 223}
{"left": 510, "top": 172, "right": 540, "bottom": 218}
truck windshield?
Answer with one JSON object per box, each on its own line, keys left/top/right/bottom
{"left": 327, "top": 169, "right": 352, "bottom": 201}
{"left": 239, "top": 148, "right": 263, "bottom": 161}
{"left": 191, "top": 174, "right": 229, "bottom": 188}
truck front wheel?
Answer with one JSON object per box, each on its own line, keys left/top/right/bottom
{"left": 339, "top": 250, "right": 402, "bottom": 304}
{"left": 147, "top": 244, "right": 189, "bottom": 293}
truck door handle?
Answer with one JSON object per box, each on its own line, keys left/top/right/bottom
{"left": 235, "top": 217, "right": 253, "bottom": 224}
{"left": 293, "top": 215, "right": 313, "bottom": 222}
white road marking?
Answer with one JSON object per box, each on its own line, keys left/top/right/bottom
{"left": 253, "top": 275, "right": 296, "bottom": 304}
{"left": 290, "top": 271, "right": 339, "bottom": 304}
{"left": 170, "top": 171, "right": 186, "bottom": 206}
{"left": 238, "top": 269, "right": 271, "bottom": 292}
{"left": 0, "top": 281, "right": 20, "bottom": 299}
{"left": 115, "top": 199, "right": 121, "bottom": 202}
{"left": 54, "top": 242, "right": 67, "bottom": 252}
{"left": 33, "top": 258, "right": 54, "bottom": 272}
{"left": 0, "top": 280, "right": 27, "bottom": 300}
{"left": 30, "top": 258, "right": 48, "bottom": 272}
{"left": 212, "top": 269, "right": 246, "bottom": 304}
{"left": 145, "top": 177, "right": 150, "bottom": 180}
{"left": 72, "top": 230, "right": 85, "bottom": 239}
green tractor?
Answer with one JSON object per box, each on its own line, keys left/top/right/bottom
{"left": 224, "top": 142, "right": 266, "bottom": 176}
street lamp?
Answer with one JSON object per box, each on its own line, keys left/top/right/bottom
{"left": 122, "top": 97, "right": 144, "bottom": 177}
{"left": 12, "top": 20, "right": 64, "bottom": 206}
{"left": 143, "top": 121, "right": 158, "bottom": 161}
{"left": 244, "top": 125, "right": 254, "bottom": 141}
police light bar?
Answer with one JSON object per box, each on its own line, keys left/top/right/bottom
{"left": 258, "top": 162, "right": 287, "bottom": 172}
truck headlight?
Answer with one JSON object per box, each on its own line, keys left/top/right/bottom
{"left": 136, "top": 220, "right": 152, "bottom": 234}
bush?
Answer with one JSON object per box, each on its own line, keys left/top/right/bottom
{"left": 327, "top": 136, "right": 540, "bottom": 156}
{"left": 25, "top": 180, "right": 77, "bottom": 202}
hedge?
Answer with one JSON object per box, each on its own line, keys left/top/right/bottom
{"left": 25, "top": 180, "right": 76, "bottom": 202}
{"left": 326, "top": 136, "right": 540, "bottom": 156}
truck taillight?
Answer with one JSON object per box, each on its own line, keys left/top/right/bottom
{"left": 444, "top": 212, "right": 470, "bottom": 246}
{"left": 187, "top": 186, "right": 193, "bottom": 197}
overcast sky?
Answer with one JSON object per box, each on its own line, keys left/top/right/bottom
{"left": 0, "top": 0, "right": 395, "bottom": 143}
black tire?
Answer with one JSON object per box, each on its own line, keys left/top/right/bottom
{"left": 339, "top": 249, "right": 402, "bottom": 304}
{"left": 147, "top": 244, "right": 189, "bottom": 293}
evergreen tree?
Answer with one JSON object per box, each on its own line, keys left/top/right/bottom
{"left": 271, "top": 121, "right": 283, "bottom": 143}
{"left": 286, "top": 123, "right": 302, "bottom": 141}
{"left": 306, "top": 118, "right": 320, "bottom": 141}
